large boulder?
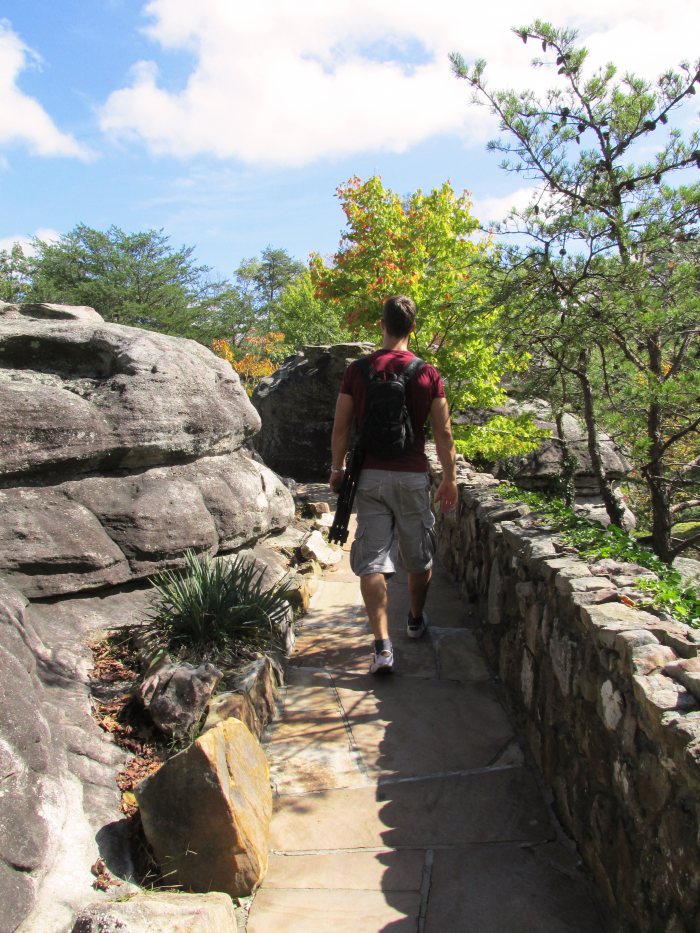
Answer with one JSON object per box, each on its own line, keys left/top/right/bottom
{"left": 460, "top": 399, "right": 631, "bottom": 492}
{"left": 252, "top": 343, "right": 372, "bottom": 480}
{"left": 0, "top": 452, "right": 293, "bottom": 598}
{"left": 0, "top": 304, "right": 295, "bottom": 597}
{"left": 135, "top": 718, "right": 273, "bottom": 897}
{"left": 0, "top": 302, "right": 260, "bottom": 480}
{"left": 0, "top": 303, "right": 297, "bottom": 931}
{"left": 457, "top": 399, "right": 634, "bottom": 526}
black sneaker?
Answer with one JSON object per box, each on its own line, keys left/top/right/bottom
{"left": 406, "top": 612, "right": 428, "bottom": 639}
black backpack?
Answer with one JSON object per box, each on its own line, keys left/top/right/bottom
{"left": 356, "top": 356, "right": 424, "bottom": 459}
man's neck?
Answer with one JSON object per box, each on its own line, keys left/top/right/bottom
{"left": 381, "top": 334, "right": 411, "bottom": 352}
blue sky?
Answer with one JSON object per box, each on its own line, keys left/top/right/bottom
{"left": 1, "top": 0, "right": 698, "bottom": 281}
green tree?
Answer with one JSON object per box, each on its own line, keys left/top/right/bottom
{"left": 452, "top": 22, "right": 700, "bottom": 560}
{"left": 271, "top": 270, "right": 354, "bottom": 350}
{"left": 26, "top": 224, "right": 223, "bottom": 336}
{"left": 234, "top": 246, "right": 305, "bottom": 319}
{"left": 310, "top": 176, "right": 536, "bottom": 460}
{"left": 0, "top": 243, "right": 31, "bottom": 302}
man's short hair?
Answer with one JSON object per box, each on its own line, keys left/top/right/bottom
{"left": 382, "top": 295, "right": 417, "bottom": 338}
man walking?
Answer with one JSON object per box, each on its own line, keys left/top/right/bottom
{"left": 329, "top": 295, "right": 458, "bottom": 674}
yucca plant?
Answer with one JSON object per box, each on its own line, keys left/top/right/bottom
{"left": 147, "top": 550, "right": 291, "bottom": 653}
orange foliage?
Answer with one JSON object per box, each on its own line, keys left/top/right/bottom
{"left": 211, "top": 333, "right": 285, "bottom": 395}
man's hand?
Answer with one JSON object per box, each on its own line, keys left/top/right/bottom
{"left": 434, "top": 477, "right": 458, "bottom": 514}
{"left": 329, "top": 469, "right": 345, "bottom": 493}
{"left": 429, "top": 397, "right": 458, "bottom": 514}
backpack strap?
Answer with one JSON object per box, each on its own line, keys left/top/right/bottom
{"left": 354, "top": 355, "right": 374, "bottom": 383}
{"left": 398, "top": 357, "right": 424, "bottom": 385}
{"left": 354, "top": 355, "right": 424, "bottom": 384}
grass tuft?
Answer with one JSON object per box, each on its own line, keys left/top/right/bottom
{"left": 146, "top": 549, "right": 291, "bottom": 653}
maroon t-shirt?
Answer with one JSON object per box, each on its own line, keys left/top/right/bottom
{"left": 339, "top": 349, "right": 445, "bottom": 472}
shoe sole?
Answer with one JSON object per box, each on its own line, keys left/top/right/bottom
{"left": 371, "top": 665, "right": 394, "bottom": 675}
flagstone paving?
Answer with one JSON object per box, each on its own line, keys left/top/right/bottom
{"left": 247, "top": 506, "right": 612, "bottom": 932}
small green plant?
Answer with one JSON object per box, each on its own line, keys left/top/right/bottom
{"left": 499, "top": 485, "right": 700, "bottom": 628}
{"left": 147, "top": 550, "right": 291, "bottom": 653}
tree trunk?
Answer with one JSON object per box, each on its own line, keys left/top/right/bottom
{"left": 555, "top": 409, "right": 577, "bottom": 507}
{"left": 577, "top": 354, "right": 626, "bottom": 527}
{"left": 643, "top": 402, "right": 674, "bottom": 563}
{"left": 643, "top": 336, "right": 674, "bottom": 564}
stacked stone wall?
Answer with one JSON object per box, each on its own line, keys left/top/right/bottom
{"left": 433, "top": 461, "right": 700, "bottom": 932}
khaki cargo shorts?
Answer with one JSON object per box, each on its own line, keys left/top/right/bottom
{"left": 350, "top": 469, "right": 437, "bottom": 577}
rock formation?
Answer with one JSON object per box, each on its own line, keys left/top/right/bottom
{"left": 0, "top": 302, "right": 295, "bottom": 931}
{"left": 251, "top": 343, "right": 372, "bottom": 480}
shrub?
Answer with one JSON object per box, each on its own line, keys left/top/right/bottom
{"left": 147, "top": 550, "right": 291, "bottom": 653}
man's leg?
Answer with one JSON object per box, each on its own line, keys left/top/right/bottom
{"left": 360, "top": 572, "right": 389, "bottom": 640}
{"left": 360, "top": 572, "right": 394, "bottom": 673}
{"left": 408, "top": 568, "right": 432, "bottom": 619}
{"left": 351, "top": 472, "right": 395, "bottom": 673}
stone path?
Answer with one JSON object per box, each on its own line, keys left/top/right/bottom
{"left": 247, "top": 516, "right": 610, "bottom": 932}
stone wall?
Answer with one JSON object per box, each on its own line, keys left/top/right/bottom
{"left": 433, "top": 459, "right": 700, "bottom": 932}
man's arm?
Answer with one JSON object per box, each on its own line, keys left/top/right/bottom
{"left": 429, "top": 396, "right": 458, "bottom": 513}
{"left": 330, "top": 392, "right": 355, "bottom": 492}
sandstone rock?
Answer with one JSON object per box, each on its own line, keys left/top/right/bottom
{"left": 300, "top": 530, "right": 342, "bottom": 567}
{"left": 1, "top": 301, "right": 103, "bottom": 323}
{"left": 462, "top": 399, "right": 635, "bottom": 529}
{"left": 633, "top": 673, "right": 697, "bottom": 723}
{"left": 672, "top": 556, "right": 700, "bottom": 585}
{"left": 203, "top": 691, "right": 261, "bottom": 738}
{"left": 472, "top": 399, "right": 632, "bottom": 507}
{"left": 309, "top": 500, "right": 331, "bottom": 516}
{"left": 252, "top": 343, "right": 372, "bottom": 479}
{"left": 202, "top": 654, "right": 283, "bottom": 739}
{"left": 665, "top": 657, "right": 700, "bottom": 702}
{"left": 176, "top": 454, "right": 294, "bottom": 552}
{"left": 231, "top": 655, "right": 283, "bottom": 730}
{"left": 281, "top": 572, "right": 314, "bottom": 612}
{"left": 0, "top": 303, "right": 297, "bottom": 930}
{"left": 625, "top": 643, "right": 677, "bottom": 676}
{"left": 233, "top": 545, "right": 291, "bottom": 590}
{"left": 0, "top": 303, "right": 259, "bottom": 481}
{"left": 71, "top": 891, "right": 238, "bottom": 932}
{"left": 144, "top": 661, "right": 223, "bottom": 738}
{"left": 136, "top": 718, "right": 272, "bottom": 897}
{"left": 262, "top": 526, "right": 308, "bottom": 553}
{"left": 0, "top": 578, "right": 136, "bottom": 933}
{"left": 0, "top": 453, "right": 294, "bottom": 597}
{"left": 314, "top": 512, "right": 335, "bottom": 530}
{"left": 0, "top": 487, "right": 131, "bottom": 597}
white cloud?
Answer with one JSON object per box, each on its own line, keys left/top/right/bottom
{"left": 0, "top": 228, "right": 61, "bottom": 255}
{"left": 472, "top": 188, "right": 539, "bottom": 225}
{"left": 99, "top": 0, "right": 700, "bottom": 167}
{"left": 0, "top": 22, "right": 90, "bottom": 159}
